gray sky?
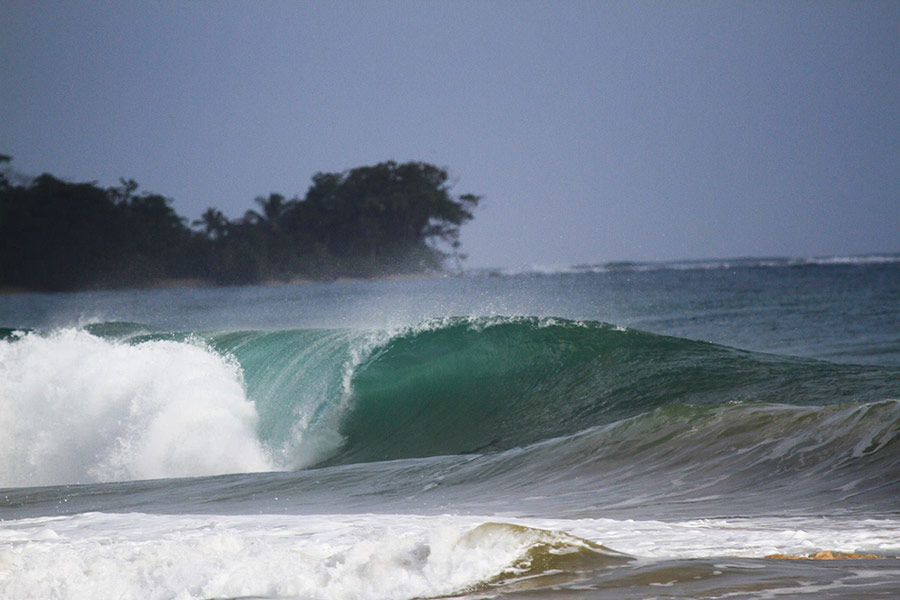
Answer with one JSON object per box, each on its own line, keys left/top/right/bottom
{"left": 2, "top": 1, "right": 898, "bottom": 269}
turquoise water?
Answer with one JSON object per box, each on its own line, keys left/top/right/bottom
{"left": 1, "top": 257, "right": 899, "bottom": 598}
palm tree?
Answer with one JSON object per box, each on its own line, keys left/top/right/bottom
{"left": 244, "top": 193, "right": 289, "bottom": 229}
{"left": 194, "top": 207, "right": 229, "bottom": 240}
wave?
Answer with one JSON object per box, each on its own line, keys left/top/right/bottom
{"left": 1, "top": 317, "right": 897, "bottom": 487}
{"left": 442, "top": 399, "right": 900, "bottom": 516}
{"left": 477, "top": 253, "right": 900, "bottom": 276}
{"left": 0, "top": 328, "right": 274, "bottom": 487}
{"left": 0, "top": 513, "right": 629, "bottom": 600}
{"left": 329, "top": 317, "right": 897, "bottom": 464}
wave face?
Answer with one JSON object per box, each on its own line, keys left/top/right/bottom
{"left": 331, "top": 317, "right": 897, "bottom": 464}
{"left": 1, "top": 317, "right": 898, "bottom": 490}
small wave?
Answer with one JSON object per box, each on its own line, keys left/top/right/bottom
{"left": 0, "top": 513, "right": 628, "bottom": 600}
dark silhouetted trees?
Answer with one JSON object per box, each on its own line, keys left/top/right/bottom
{"left": 0, "top": 172, "right": 191, "bottom": 290}
{"left": 272, "top": 161, "right": 480, "bottom": 277}
{"left": 0, "top": 158, "right": 481, "bottom": 291}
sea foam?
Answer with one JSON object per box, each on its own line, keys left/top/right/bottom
{"left": 0, "top": 329, "right": 274, "bottom": 487}
{"left": 2, "top": 512, "right": 897, "bottom": 600}
{"left": 0, "top": 513, "right": 622, "bottom": 600}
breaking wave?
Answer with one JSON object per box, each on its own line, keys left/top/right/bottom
{"left": 1, "top": 317, "right": 897, "bottom": 489}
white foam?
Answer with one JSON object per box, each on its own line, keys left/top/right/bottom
{"left": 0, "top": 513, "right": 585, "bottom": 600}
{"left": 0, "top": 329, "right": 275, "bottom": 487}
{"left": 531, "top": 516, "right": 900, "bottom": 559}
{"left": 1, "top": 512, "right": 897, "bottom": 600}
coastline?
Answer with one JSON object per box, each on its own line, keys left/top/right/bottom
{"left": 5, "top": 251, "right": 898, "bottom": 295}
{"left": 0, "top": 271, "right": 451, "bottom": 296}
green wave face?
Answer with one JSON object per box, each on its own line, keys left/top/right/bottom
{"left": 329, "top": 317, "right": 898, "bottom": 465}
{"left": 3, "top": 316, "right": 898, "bottom": 500}
{"left": 14, "top": 316, "right": 897, "bottom": 474}
{"left": 207, "top": 328, "right": 368, "bottom": 467}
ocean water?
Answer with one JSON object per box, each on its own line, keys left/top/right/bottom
{"left": 1, "top": 256, "right": 899, "bottom": 599}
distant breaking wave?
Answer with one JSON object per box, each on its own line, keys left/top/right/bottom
{"left": 1, "top": 317, "right": 898, "bottom": 489}
{"left": 475, "top": 253, "right": 900, "bottom": 277}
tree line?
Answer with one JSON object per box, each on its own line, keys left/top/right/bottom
{"left": 0, "top": 155, "right": 481, "bottom": 291}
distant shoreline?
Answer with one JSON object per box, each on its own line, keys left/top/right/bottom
{"left": 0, "top": 271, "right": 450, "bottom": 296}
{"left": 4, "top": 252, "right": 899, "bottom": 296}
{"left": 0, "top": 161, "right": 479, "bottom": 296}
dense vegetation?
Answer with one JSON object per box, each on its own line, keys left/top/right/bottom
{"left": 0, "top": 155, "right": 481, "bottom": 291}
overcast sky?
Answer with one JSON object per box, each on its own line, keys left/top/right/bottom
{"left": 2, "top": 1, "right": 898, "bottom": 268}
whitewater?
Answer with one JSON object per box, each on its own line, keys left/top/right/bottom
{"left": 1, "top": 257, "right": 899, "bottom": 599}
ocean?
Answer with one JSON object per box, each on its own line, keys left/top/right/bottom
{"left": 1, "top": 256, "right": 899, "bottom": 599}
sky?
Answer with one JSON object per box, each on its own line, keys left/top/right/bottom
{"left": 2, "top": 1, "right": 898, "bottom": 269}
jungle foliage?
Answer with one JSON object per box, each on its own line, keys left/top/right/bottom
{"left": 0, "top": 157, "right": 481, "bottom": 291}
